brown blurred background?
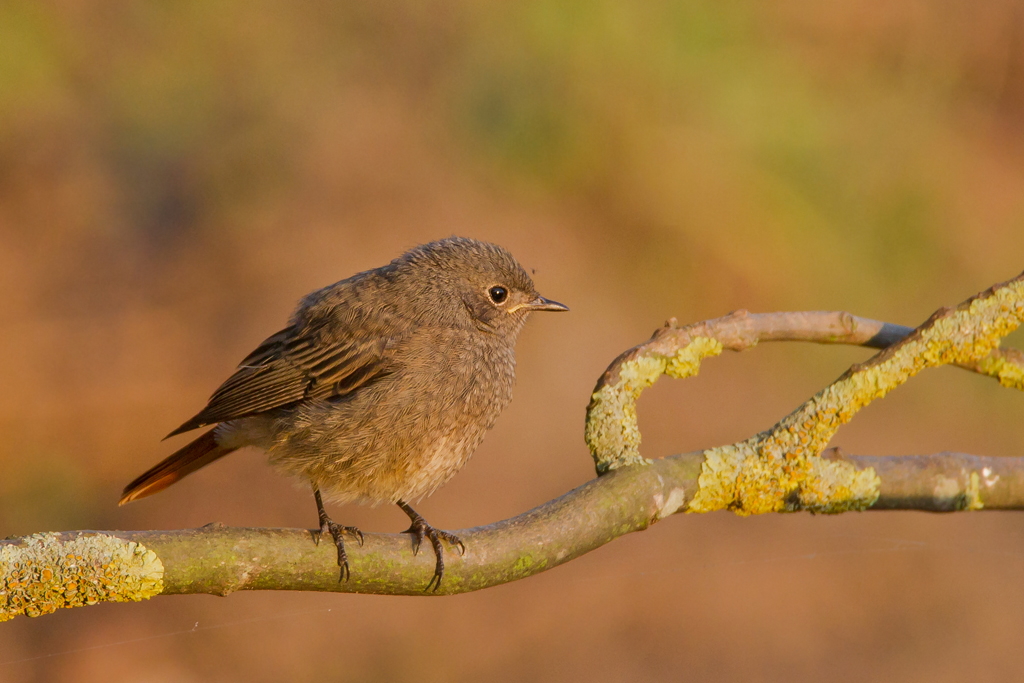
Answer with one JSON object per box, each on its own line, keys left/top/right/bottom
{"left": 2, "top": 2, "right": 1024, "bottom": 681}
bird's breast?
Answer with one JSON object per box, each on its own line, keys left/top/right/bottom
{"left": 262, "top": 329, "right": 518, "bottom": 504}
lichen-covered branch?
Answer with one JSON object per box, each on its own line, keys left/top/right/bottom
{"left": 4, "top": 448, "right": 1024, "bottom": 622}
{"left": 587, "top": 274, "right": 1024, "bottom": 512}
{"left": 586, "top": 305, "right": 1024, "bottom": 475}
{"left": 4, "top": 272, "right": 1024, "bottom": 622}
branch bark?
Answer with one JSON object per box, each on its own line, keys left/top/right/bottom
{"left": 3, "top": 271, "right": 1023, "bottom": 621}
{"left": 586, "top": 308, "right": 1024, "bottom": 475}
{"left": 2, "top": 448, "right": 1021, "bottom": 610}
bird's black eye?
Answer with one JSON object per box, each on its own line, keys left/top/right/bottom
{"left": 488, "top": 286, "right": 508, "bottom": 304}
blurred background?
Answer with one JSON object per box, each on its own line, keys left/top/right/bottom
{"left": 2, "top": 1, "right": 1024, "bottom": 681}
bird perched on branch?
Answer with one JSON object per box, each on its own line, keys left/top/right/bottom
{"left": 119, "top": 237, "right": 568, "bottom": 589}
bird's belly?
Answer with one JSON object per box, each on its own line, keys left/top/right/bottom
{"left": 262, "top": 382, "right": 504, "bottom": 505}
{"left": 393, "top": 427, "right": 488, "bottom": 500}
{"left": 269, "top": 419, "right": 489, "bottom": 505}
{"left": 238, "top": 344, "right": 514, "bottom": 505}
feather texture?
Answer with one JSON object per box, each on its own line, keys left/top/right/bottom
{"left": 166, "top": 323, "right": 392, "bottom": 438}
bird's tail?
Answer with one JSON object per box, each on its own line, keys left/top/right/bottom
{"left": 119, "top": 429, "right": 237, "bottom": 505}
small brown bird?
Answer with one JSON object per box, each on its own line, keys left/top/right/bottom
{"left": 119, "top": 237, "right": 567, "bottom": 589}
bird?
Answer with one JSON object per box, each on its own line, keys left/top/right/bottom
{"left": 118, "top": 236, "right": 568, "bottom": 590}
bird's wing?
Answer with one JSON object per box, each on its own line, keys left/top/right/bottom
{"left": 166, "top": 320, "right": 393, "bottom": 438}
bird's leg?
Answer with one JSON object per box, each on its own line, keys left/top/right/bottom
{"left": 397, "top": 500, "right": 465, "bottom": 592}
{"left": 311, "top": 487, "right": 363, "bottom": 582}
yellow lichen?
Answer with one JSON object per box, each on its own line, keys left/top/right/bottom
{"left": 689, "top": 276, "right": 1024, "bottom": 515}
{"left": 0, "top": 533, "right": 164, "bottom": 622}
{"left": 586, "top": 337, "right": 723, "bottom": 473}
{"left": 688, "top": 435, "right": 881, "bottom": 514}
{"left": 932, "top": 471, "right": 985, "bottom": 510}
{"left": 975, "top": 354, "right": 1024, "bottom": 390}
{"left": 665, "top": 337, "right": 725, "bottom": 379}
{"left": 966, "top": 471, "right": 984, "bottom": 511}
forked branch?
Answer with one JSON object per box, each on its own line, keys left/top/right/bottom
{"left": 3, "top": 272, "right": 1023, "bottom": 620}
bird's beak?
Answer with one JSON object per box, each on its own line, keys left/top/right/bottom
{"left": 509, "top": 295, "right": 569, "bottom": 314}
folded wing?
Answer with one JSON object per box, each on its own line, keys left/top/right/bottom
{"left": 166, "top": 318, "right": 393, "bottom": 438}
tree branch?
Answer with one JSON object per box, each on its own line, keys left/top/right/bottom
{"left": 3, "top": 447, "right": 1021, "bottom": 617}
{"left": 3, "top": 271, "right": 1023, "bottom": 621}
{"left": 586, "top": 307, "right": 1024, "bottom": 475}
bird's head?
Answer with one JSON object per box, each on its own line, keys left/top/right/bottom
{"left": 396, "top": 237, "right": 568, "bottom": 336}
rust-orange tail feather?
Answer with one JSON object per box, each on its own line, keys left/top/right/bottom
{"left": 119, "top": 429, "right": 237, "bottom": 505}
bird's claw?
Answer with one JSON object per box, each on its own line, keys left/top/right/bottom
{"left": 314, "top": 518, "right": 363, "bottom": 582}
{"left": 403, "top": 518, "right": 464, "bottom": 592}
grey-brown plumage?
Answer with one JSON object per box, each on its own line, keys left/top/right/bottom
{"left": 120, "top": 237, "right": 568, "bottom": 589}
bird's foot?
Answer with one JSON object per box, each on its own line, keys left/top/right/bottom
{"left": 313, "top": 517, "right": 363, "bottom": 582}
{"left": 401, "top": 508, "right": 465, "bottom": 592}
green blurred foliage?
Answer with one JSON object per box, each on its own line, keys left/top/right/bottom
{"left": 3, "top": 2, "right": 1021, "bottom": 307}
